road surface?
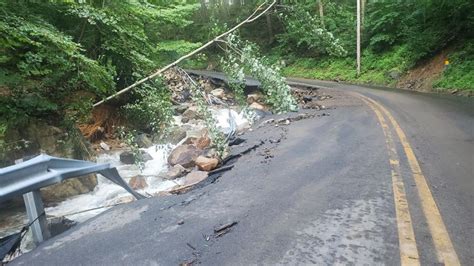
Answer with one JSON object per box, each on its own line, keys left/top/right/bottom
{"left": 13, "top": 75, "right": 473, "bottom": 265}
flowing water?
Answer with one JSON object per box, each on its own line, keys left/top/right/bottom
{"left": 45, "top": 144, "right": 176, "bottom": 223}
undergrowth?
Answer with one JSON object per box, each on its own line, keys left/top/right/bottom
{"left": 434, "top": 42, "right": 474, "bottom": 91}
{"left": 282, "top": 43, "right": 473, "bottom": 91}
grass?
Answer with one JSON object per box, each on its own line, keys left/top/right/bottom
{"left": 282, "top": 45, "right": 414, "bottom": 87}
{"left": 282, "top": 43, "right": 474, "bottom": 92}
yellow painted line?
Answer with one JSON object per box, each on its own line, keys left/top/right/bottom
{"left": 361, "top": 98, "right": 420, "bottom": 265}
{"left": 363, "top": 96, "right": 460, "bottom": 266}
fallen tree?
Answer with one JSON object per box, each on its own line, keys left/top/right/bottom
{"left": 93, "top": 0, "right": 276, "bottom": 107}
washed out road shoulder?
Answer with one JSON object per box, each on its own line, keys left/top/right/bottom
{"left": 12, "top": 86, "right": 473, "bottom": 265}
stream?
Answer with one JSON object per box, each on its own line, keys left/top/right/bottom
{"left": 0, "top": 109, "right": 251, "bottom": 256}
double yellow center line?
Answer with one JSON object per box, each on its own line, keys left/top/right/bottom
{"left": 358, "top": 94, "right": 460, "bottom": 266}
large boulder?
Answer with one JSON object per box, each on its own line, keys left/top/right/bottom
{"left": 4, "top": 120, "right": 98, "bottom": 203}
{"left": 167, "top": 144, "right": 202, "bottom": 168}
{"left": 40, "top": 174, "right": 97, "bottom": 203}
{"left": 195, "top": 156, "right": 219, "bottom": 171}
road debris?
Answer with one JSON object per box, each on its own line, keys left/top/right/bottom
{"left": 229, "top": 137, "right": 246, "bottom": 146}
{"left": 259, "top": 148, "right": 274, "bottom": 164}
{"left": 180, "top": 259, "right": 196, "bottom": 266}
{"left": 214, "top": 221, "right": 238, "bottom": 238}
{"left": 186, "top": 242, "right": 196, "bottom": 250}
{"left": 202, "top": 233, "right": 211, "bottom": 241}
{"left": 221, "top": 141, "right": 264, "bottom": 165}
{"left": 291, "top": 86, "right": 332, "bottom": 109}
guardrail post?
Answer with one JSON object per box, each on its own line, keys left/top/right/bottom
{"left": 23, "top": 190, "right": 50, "bottom": 245}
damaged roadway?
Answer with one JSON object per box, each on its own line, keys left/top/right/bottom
{"left": 12, "top": 83, "right": 474, "bottom": 265}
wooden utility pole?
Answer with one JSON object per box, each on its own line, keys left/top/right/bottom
{"left": 356, "top": 0, "right": 361, "bottom": 76}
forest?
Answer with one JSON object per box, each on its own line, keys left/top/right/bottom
{"left": 0, "top": 0, "right": 473, "bottom": 164}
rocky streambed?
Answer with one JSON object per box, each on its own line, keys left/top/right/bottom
{"left": 0, "top": 105, "right": 252, "bottom": 258}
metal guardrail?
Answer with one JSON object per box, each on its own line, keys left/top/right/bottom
{"left": 0, "top": 154, "right": 145, "bottom": 244}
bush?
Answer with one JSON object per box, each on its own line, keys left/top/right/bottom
{"left": 123, "top": 81, "right": 173, "bottom": 135}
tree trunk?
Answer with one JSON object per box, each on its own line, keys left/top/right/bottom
{"left": 266, "top": 12, "right": 274, "bottom": 44}
{"left": 201, "top": 0, "right": 207, "bottom": 17}
{"left": 361, "top": 0, "right": 366, "bottom": 27}
{"left": 318, "top": 0, "right": 325, "bottom": 28}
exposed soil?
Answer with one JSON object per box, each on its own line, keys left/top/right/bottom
{"left": 78, "top": 104, "right": 123, "bottom": 142}
{"left": 397, "top": 48, "right": 451, "bottom": 93}
{"left": 396, "top": 46, "right": 472, "bottom": 97}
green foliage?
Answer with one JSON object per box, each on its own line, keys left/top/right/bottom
{"left": 220, "top": 55, "right": 246, "bottom": 105}
{"left": 277, "top": 0, "right": 473, "bottom": 91}
{"left": 282, "top": 45, "right": 415, "bottom": 86}
{"left": 434, "top": 42, "right": 474, "bottom": 91}
{"left": 123, "top": 81, "right": 173, "bottom": 135}
{"left": 277, "top": 6, "right": 347, "bottom": 57}
{"left": 0, "top": 122, "right": 7, "bottom": 162}
{"left": 157, "top": 40, "right": 203, "bottom": 63}
{"left": 0, "top": 3, "right": 115, "bottom": 126}
{"left": 187, "top": 75, "right": 227, "bottom": 158}
{"left": 224, "top": 34, "right": 297, "bottom": 113}
{"left": 118, "top": 128, "right": 145, "bottom": 171}
{"left": 366, "top": 0, "right": 472, "bottom": 59}
{"left": 0, "top": 0, "right": 202, "bottom": 144}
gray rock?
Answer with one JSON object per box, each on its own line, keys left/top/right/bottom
{"left": 120, "top": 150, "right": 153, "bottom": 165}
{"left": 141, "top": 151, "right": 153, "bottom": 162}
{"left": 120, "top": 151, "right": 135, "bottom": 164}
{"left": 162, "top": 125, "right": 191, "bottom": 144}
{"left": 173, "top": 104, "right": 189, "bottom": 114}
{"left": 387, "top": 70, "right": 401, "bottom": 80}
{"left": 181, "top": 170, "right": 208, "bottom": 186}
{"left": 136, "top": 134, "right": 153, "bottom": 148}
{"left": 99, "top": 141, "right": 110, "bottom": 151}
{"left": 48, "top": 216, "right": 77, "bottom": 237}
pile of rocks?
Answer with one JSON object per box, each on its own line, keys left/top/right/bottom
{"left": 119, "top": 127, "right": 220, "bottom": 191}
{"left": 163, "top": 128, "right": 219, "bottom": 187}
{"left": 292, "top": 87, "right": 332, "bottom": 110}
{"left": 163, "top": 69, "right": 235, "bottom": 106}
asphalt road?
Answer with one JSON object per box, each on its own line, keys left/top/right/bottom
{"left": 13, "top": 76, "right": 473, "bottom": 265}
